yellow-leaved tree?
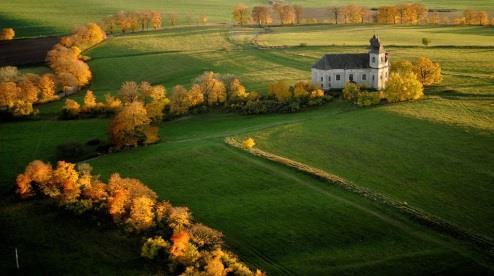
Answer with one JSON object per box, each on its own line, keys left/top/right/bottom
{"left": 412, "top": 57, "right": 442, "bottom": 86}
{"left": 0, "top": 28, "right": 15, "bottom": 40}
{"left": 232, "top": 4, "right": 251, "bottom": 26}
{"left": 384, "top": 72, "right": 423, "bottom": 103}
{"left": 109, "top": 101, "right": 153, "bottom": 148}
{"left": 268, "top": 80, "right": 292, "bottom": 102}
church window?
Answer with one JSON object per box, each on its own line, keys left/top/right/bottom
{"left": 349, "top": 74, "right": 354, "bottom": 81}
{"left": 362, "top": 74, "right": 367, "bottom": 80}
{"left": 372, "top": 75, "right": 375, "bottom": 81}
{"left": 321, "top": 77, "right": 323, "bottom": 82}
{"left": 372, "top": 57, "right": 376, "bottom": 63}
{"left": 336, "top": 74, "right": 341, "bottom": 81}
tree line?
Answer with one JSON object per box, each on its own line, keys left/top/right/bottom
{"left": 15, "top": 160, "right": 264, "bottom": 275}
{"left": 232, "top": 2, "right": 494, "bottom": 26}
{"left": 60, "top": 72, "right": 332, "bottom": 150}
{"left": 0, "top": 67, "right": 57, "bottom": 117}
{"left": 0, "top": 23, "right": 106, "bottom": 119}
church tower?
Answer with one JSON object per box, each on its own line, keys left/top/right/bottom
{"left": 369, "top": 35, "right": 389, "bottom": 90}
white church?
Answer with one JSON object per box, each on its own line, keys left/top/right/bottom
{"left": 311, "top": 35, "right": 389, "bottom": 91}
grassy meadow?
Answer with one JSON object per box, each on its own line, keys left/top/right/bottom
{"left": 1, "top": 0, "right": 494, "bottom": 37}
{"left": 1, "top": 20, "right": 494, "bottom": 275}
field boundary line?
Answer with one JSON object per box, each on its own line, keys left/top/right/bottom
{"left": 224, "top": 137, "right": 494, "bottom": 256}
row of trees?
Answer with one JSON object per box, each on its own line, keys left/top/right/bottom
{"left": 233, "top": 3, "right": 494, "bottom": 26}
{"left": 46, "top": 22, "right": 106, "bottom": 91}
{"left": 101, "top": 11, "right": 162, "bottom": 34}
{"left": 15, "top": 160, "right": 264, "bottom": 275}
{"left": 60, "top": 73, "right": 331, "bottom": 150}
{"left": 0, "top": 27, "right": 15, "bottom": 40}
{"left": 343, "top": 56, "right": 442, "bottom": 106}
{"left": 233, "top": 3, "right": 304, "bottom": 26}
{"left": 0, "top": 66, "right": 58, "bottom": 117}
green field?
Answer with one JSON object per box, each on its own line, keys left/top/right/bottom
{"left": 2, "top": 21, "right": 494, "bottom": 274}
{"left": 1, "top": 0, "right": 494, "bottom": 37}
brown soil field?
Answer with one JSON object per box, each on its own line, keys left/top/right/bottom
{"left": 0, "top": 36, "right": 59, "bottom": 67}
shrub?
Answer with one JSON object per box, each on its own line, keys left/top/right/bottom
{"left": 342, "top": 82, "right": 361, "bottom": 101}
{"left": 141, "top": 236, "right": 169, "bottom": 259}
{"left": 243, "top": 138, "right": 256, "bottom": 149}
{"left": 0, "top": 28, "right": 15, "bottom": 40}
{"left": 422, "top": 37, "right": 431, "bottom": 46}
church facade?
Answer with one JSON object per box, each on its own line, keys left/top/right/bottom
{"left": 311, "top": 35, "right": 389, "bottom": 91}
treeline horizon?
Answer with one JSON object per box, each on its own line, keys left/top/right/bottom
{"left": 233, "top": 2, "right": 494, "bottom": 26}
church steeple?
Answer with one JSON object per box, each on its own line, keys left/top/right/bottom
{"left": 369, "top": 35, "right": 384, "bottom": 53}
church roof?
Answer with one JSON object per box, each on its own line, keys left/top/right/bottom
{"left": 312, "top": 53, "right": 370, "bottom": 70}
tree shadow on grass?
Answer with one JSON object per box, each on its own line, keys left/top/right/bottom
{"left": 0, "top": 13, "right": 63, "bottom": 38}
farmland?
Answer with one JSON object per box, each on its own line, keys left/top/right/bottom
{"left": 1, "top": 0, "right": 494, "bottom": 37}
{"left": 1, "top": 3, "right": 494, "bottom": 275}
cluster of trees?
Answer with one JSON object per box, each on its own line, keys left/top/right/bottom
{"left": 0, "top": 27, "right": 15, "bottom": 40}
{"left": 376, "top": 3, "right": 427, "bottom": 24}
{"left": 62, "top": 90, "right": 122, "bottom": 118}
{"left": 463, "top": 10, "right": 492, "bottom": 26}
{"left": 167, "top": 72, "right": 330, "bottom": 116}
{"left": 343, "top": 56, "right": 441, "bottom": 106}
{"left": 101, "top": 11, "right": 162, "bottom": 34}
{"left": 46, "top": 23, "right": 106, "bottom": 92}
{"left": 233, "top": 3, "right": 304, "bottom": 26}
{"left": 0, "top": 66, "right": 58, "bottom": 117}
{"left": 15, "top": 160, "right": 264, "bottom": 275}
{"left": 109, "top": 81, "right": 168, "bottom": 149}
{"left": 60, "top": 73, "right": 331, "bottom": 151}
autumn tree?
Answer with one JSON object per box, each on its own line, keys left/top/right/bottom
{"left": 384, "top": 72, "right": 423, "bottom": 102}
{"left": 392, "top": 60, "right": 414, "bottom": 75}
{"left": 0, "top": 28, "right": 15, "bottom": 40}
{"left": 412, "top": 57, "right": 442, "bottom": 85}
{"left": 196, "top": 72, "right": 227, "bottom": 106}
{"left": 169, "top": 85, "right": 190, "bottom": 115}
{"left": 38, "top": 73, "right": 57, "bottom": 102}
{"left": 127, "top": 196, "right": 156, "bottom": 232}
{"left": 63, "top": 99, "right": 81, "bottom": 117}
{"left": 0, "top": 66, "right": 18, "bottom": 82}
{"left": 278, "top": 5, "right": 296, "bottom": 25}
{"left": 294, "top": 5, "right": 304, "bottom": 24}
{"left": 16, "top": 160, "right": 53, "bottom": 198}
{"left": 268, "top": 80, "right": 292, "bottom": 102}
{"left": 107, "top": 173, "right": 157, "bottom": 222}
{"left": 83, "top": 90, "right": 97, "bottom": 111}
{"left": 378, "top": 6, "right": 398, "bottom": 24}
{"left": 119, "top": 81, "right": 140, "bottom": 104}
{"left": 151, "top": 11, "right": 162, "bottom": 30}
{"left": 232, "top": 4, "right": 250, "bottom": 26}
{"left": 227, "top": 78, "right": 249, "bottom": 103}
{"left": 252, "top": 6, "right": 272, "bottom": 26}
{"left": 110, "top": 101, "right": 154, "bottom": 148}
{"left": 104, "top": 94, "right": 122, "bottom": 112}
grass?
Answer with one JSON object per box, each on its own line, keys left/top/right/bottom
{"left": 1, "top": 23, "right": 494, "bottom": 274}
{"left": 1, "top": 0, "right": 494, "bottom": 37}
{"left": 255, "top": 25, "right": 494, "bottom": 47}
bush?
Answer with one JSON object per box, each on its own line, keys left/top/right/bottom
{"left": 243, "top": 138, "right": 256, "bottom": 149}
